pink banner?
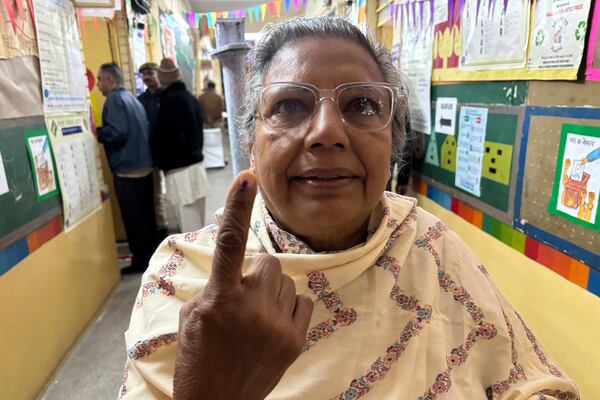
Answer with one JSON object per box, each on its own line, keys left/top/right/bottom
{"left": 586, "top": 0, "right": 600, "bottom": 80}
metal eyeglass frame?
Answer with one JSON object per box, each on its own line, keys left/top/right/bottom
{"left": 255, "top": 81, "right": 405, "bottom": 132}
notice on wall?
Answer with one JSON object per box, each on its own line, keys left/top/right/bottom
{"left": 527, "top": 0, "right": 591, "bottom": 71}
{"left": 24, "top": 130, "right": 58, "bottom": 200}
{"left": 0, "top": 149, "right": 9, "bottom": 196}
{"left": 0, "top": 0, "right": 38, "bottom": 59}
{"left": 434, "top": 97, "right": 457, "bottom": 135}
{"left": 455, "top": 107, "right": 488, "bottom": 197}
{"left": 32, "top": 0, "right": 87, "bottom": 114}
{"left": 549, "top": 124, "right": 600, "bottom": 230}
{"left": 460, "top": 0, "right": 530, "bottom": 70}
{"left": 45, "top": 113, "right": 101, "bottom": 231}
{"left": 400, "top": 0, "right": 433, "bottom": 133}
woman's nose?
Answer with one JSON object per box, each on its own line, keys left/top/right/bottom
{"left": 304, "top": 99, "right": 350, "bottom": 150}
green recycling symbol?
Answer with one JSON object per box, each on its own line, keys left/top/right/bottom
{"left": 535, "top": 29, "right": 545, "bottom": 46}
{"left": 575, "top": 21, "right": 587, "bottom": 41}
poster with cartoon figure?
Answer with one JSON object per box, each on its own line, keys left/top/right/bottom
{"left": 24, "top": 129, "right": 58, "bottom": 200}
{"left": 527, "top": 0, "right": 592, "bottom": 71}
{"left": 549, "top": 124, "right": 600, "bottom": 230}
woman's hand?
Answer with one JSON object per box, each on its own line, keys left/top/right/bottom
{"left": 173, "top": 170, "right": 314, "bottom": 400}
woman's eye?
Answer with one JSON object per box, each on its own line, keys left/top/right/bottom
{"left": 274, "top": 99, "right": 304, "bottom": 115}
{"left": 348, "top": 97, "right": 379, "bottom": 116}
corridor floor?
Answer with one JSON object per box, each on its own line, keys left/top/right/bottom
{"left": 41, "top": 162, "right": 233, "bottom": 400}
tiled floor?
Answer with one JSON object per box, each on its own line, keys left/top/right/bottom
{"left": 41, "top": 149, "right": 234, "bottom": 400}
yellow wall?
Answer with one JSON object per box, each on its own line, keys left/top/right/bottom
{"left": 413, "top": 193, "right": 600, "bottom": 399}
{"left": 0, "top": 202, "right": 119, "bottom": 400}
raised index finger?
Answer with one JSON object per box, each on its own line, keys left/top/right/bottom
{"left": 210, "top": 170, "right": 258, "bottom": 286}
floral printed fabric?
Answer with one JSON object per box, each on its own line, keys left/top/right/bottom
{"left": 119, "top": 192, "right": 579, "bottom": 399}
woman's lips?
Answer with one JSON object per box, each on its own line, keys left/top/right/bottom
{"left": 292, "top": 168, "right": 359, "bottom": 189}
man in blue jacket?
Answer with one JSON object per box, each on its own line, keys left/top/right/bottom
{"left": 97, "top": 63, "right": 156, "bottom": 274}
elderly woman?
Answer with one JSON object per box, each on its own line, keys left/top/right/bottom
{"left": 120, "top": 17, "right": 578, "bottom": 400}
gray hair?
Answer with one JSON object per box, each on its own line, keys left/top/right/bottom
{"left": 239, "top": 16, "right": 408, "bottom": 163}
{"left": 100, "top": 62, "right": 124, "bottom": 86}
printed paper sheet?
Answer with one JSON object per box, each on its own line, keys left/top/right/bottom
{"left": 399, "top": 0, "right": 433, "bottom": 133}
{"left": 0, "top": 149, "right": 9, "bottom": 196}
{"left": 24, "top": 130, "right": 58, "bottom": 200}
{"left": 455, "top": 106, "right": 488, "bottom": 197}
{"left": 45, "top": 113, "right": 101, "bottom": 231}
{"left": 460, "top": 0, "right": 530, "bottom": 70}
{"left": 32, "top": 0, "right": 87, "bottom": 113}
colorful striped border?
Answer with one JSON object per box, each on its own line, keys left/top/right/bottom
{"left": 0, "top": 216, "right": 63, "bottom": 276}
{"left": 413, "top": 176, "right": 600, "bottom": 298}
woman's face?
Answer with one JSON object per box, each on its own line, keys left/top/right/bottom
{"left": 250, "top": 38, "right": 393, "bottom": 251}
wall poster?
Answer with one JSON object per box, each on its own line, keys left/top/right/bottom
{"left": 528, "top": 0, "right": 592, "bottom": 72}
{"left": 455, "top": 106, "right": 488, "bottom": 197}
{"left": 24, "top": 129, "right": 58, "bottom": 201}
{"left": 399, "top": 0, "right": 433, "bottom": 133}
{"left": 460, "top": 0, "right": 530, "bottom": 70}
{"left": 549, "top": 124, "right": 600, "bottom": 231}
{"left": 45, "top": 113, "right": 101, "bottom": 231}
{"left": 32, "top": 0, "right": 87, "bottom": 113}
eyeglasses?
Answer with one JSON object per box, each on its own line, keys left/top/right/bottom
{"left": 256, "top": 82, "right": 404, "bottom": 133}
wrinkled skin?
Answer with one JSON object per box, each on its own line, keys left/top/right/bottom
{"left": 173, "top": 170, "right": 314, "bottom": 400}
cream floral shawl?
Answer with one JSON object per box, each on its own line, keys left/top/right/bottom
{"left": 119, "top": 192, "right": 578, "bottom": 400}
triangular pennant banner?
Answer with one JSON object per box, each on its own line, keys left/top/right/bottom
{"left": 303, "top": 0, "right": 307, "bottom": 6}
{"left": 260, "top": 3, "right": 267, "bottom": 21}
{"left": 275, "top": 0, "right": 282, "bottom": 16}
{"left": 207, "top": 12, "right": 213, "bottom": 28}
{"left": 195, "top": 13, "right": 201, "bottom": 30}
{"left": 27, "top": 0, "right": 35, "bottom": 31}
{"left": 285, "top": 0, "right": 291, "bottom": 12}
{"left": 293, "top": 0, "right": 299, "bottom": 11}
{"left": 92, "top": 16, "right": 99, "bottom": 33}
{"left": 77, "top": 8, "right": 85, "bottom": 37}
{"left": 247, "top": 8, "right": 253, "bottom": 22}
{"left": 267, "top": 1, "right": 275, "bottom": 16}
{"left": 3, "top": 0, "right": 16, "bottom": 33}
{"left": 210, "top": 12, "right": 217, "bottom": 28}
{"left": 254, "top": 6, "right": 260, "bottom": 22}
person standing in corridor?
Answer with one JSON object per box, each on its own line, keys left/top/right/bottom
{"left": 152, "top": 58, "right": 211, "bottom": 232}
{"left": 96, "top": 62, "right": 156, "bottom": 274}
{"left": 137, "top": 62, "right": 169, "bottom": 242}
{"left": 197, "top": 80, "right": 225, "bottom": 129}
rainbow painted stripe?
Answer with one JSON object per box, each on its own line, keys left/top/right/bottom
{"left": 412, "top": 177, "right": 600, "bottom": 298}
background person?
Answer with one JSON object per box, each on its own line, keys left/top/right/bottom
{"left": 138, "top": 62, "right": 169, "bottom": 242}
{"left": 96, "top": 63, "right": 156, "bottom": 274}
{"left": 151, "top": 58, "right": 210, "bottom": 232}
{"left": 120, "top": 18, "right": 578, "bottom": 399}
{"left": 197, "top": 80, "right": 225, "bottom": 128}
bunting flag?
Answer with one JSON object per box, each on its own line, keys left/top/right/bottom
{"left": 3, "top": 0, "right": 16, "bottom": 33}
{"left": 91, "top": 16, "right": 99, "bottom": 33}
{"left": 77, "top": 8, "right": 85, "bottom": 37}
{"left": 275, "top": 0, "right": 282, "bottom": 17}
{"left": 254, "top": 5, "right": 260, "bottom": 21}
{"left": 15, "top": 0, "right": 24, "bottom": 29}
{"left": 503, "top": 0, "right": 509, "bottom": 14}
{"left": 195, "top": 13, "right": 201, "bottom": 30}
{"left": 293, "top": 0, "right": 299, "bottom": 11}
{"left": 285, "top": 0, "right": 291, "bottom": 12}
{"left": 267, "top": 1, "right": 275, "bottom": 17}
{"left": 211, "top": 12, "right": 217, "bottom": 28}
{"left": 260, "top": 3, "right": 267, "bottom": 21}
{"left": 27, "top": 0, "right": 34, "bottom": 30}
